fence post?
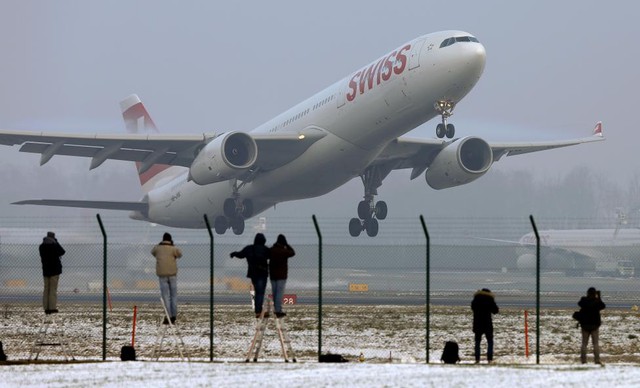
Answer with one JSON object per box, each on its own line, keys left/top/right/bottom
{"left": 96, "top": 213, "right": 107, "bottom": 361}
{"left": 312, "top": 215, "right": 322, "bottom": 361}
{"left": 419, "top": 215, "right": 430, "bottom": 364}
{"left": 204, "top": 214, "right": 214, "bottom": 362}
{"left": 529, "top": 215, "right": 541, "bottom": 364}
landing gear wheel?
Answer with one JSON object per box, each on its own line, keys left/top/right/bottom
{"left": 445, "top": 123, "right": 455, "bottom": 138}
{"left": 364, "top": 218, "right": 379, "bottom": 237}
{"left": 214, "top": 216, "right": 228, "bottom": 235}
{"left": 374, "top": 201, "right": 388, "bottom": 220}
{"left": 436, "top": 123, "right": 445, "bottom": 138}
{"left": 223, "top": 198, "right": 236, "bottom": 218}
{"left": 230, "top": 218, "right": 245, "bottom": 235}
{"left": 241, "top": 199, "right": 253, "bottom": 218}
{"left": 357, "top": 200, "right": 372, "bottom": 220}
{"left": 349, "top": 218, "right": 362, "bottom": 237}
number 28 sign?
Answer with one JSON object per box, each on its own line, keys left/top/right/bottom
{"left": 269, "top": 294, "right": 297, "bottom": 305}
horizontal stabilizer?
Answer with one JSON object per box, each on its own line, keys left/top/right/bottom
{"left": 12, "top": 199, "right": 147, "bottom": 212}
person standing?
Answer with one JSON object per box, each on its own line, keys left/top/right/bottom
{"left": 578, "top": 287, "right": 606, "bottom": 364}
{"left": 269, "top": 234, "right": 295, "bottom": 318}
{"left": 471, "top": 288, "right": 499, "bottom": 363}
{"left": 151, "top": 232, "right": 182, "bottom": 324}
{"left": 230, "top": 233, "right": 270, "bottom": 318}
{"left": 39, "top": 231, "right": 66, "bottom": 314}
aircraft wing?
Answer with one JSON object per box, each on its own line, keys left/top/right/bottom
{"left": 373, "top": 122, "right": 604, "bottom": 179}
{"left": 0, "top": 127, "right": 326, "bottom": 173}
{"left": 12, "top": 199, "right": 148, "bottom": 212}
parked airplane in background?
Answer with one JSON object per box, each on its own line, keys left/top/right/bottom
{"left": 515, "top": 224, "right": 638, "bottom": 277}
{"left": 0, "top": 31, "right": 604, "bottom": 237}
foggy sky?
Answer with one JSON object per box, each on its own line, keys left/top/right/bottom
{"left": 0, "top": 1, "right": 637, "bottom": 224}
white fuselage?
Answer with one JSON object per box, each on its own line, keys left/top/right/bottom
{"left": 142, "top": 31, "right": 486, "bottom": 227}
{"left": 519, "top": 229, "right": 640, "bottom": 260}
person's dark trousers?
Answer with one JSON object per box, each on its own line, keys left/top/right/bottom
{"left": 251, "top": 277, "right": 268, "bottom": 314}
{"left": 474, "top": 331, "right": 494, "bottom": 362}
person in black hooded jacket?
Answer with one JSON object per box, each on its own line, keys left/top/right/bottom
{"left": 39, "top": 231, "right": 66, "bottom": 314}
{"left": 230, "top": 233, "right": 270, "bottom": 318}
{"left": 471, "top": 288, "right": 499, "bottom": 363}
{"left": 578, "top": 287, "right": 606, "bottom": 364}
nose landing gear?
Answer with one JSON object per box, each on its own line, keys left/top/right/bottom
{"left": 434, "top": 99, "right": 456, "bottom": 139}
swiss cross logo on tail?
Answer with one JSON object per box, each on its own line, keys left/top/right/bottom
{"left": 593, "top": 121, "right": 603, "bottom": 137}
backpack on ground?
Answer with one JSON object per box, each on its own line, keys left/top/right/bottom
{"left": 120, "top": 345, "right": 136, "bottom": 361}
{"left": 441, "top": 340, "right": 460, "bottom": 364}
{"left": 319, "top": 353, "right": 349, "bottom": 363}
{"left": 0, "top": 341, "right": 7, "bottom": 361}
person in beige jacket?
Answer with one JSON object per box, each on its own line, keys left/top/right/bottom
{"left": 151, "top": 232, "right": 182, "bottom": 324}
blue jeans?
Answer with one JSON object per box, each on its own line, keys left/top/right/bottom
{"left": 252, "top": 277, "right": 268, "bottom": 314}
{"left": 475, "top": 331, "right": 494, "bottom": 362}
{"left": 159, "top": 275, "right": 178, "bottom": 318}
{"left": 271, "top": 279, "right": 287, "bottom": 313}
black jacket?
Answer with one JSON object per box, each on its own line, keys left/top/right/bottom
{"left": 578, "top": 295, "right": 606, "bottom": 331}
{"left": 39, "top": 237, "right": 66, "bottom": 277}
{"left": 471, "top": 289, "right": 499, "bottom": 334}
{"left": 269, "top": 242, "right": 295, "bottom": 280}
{"left": 230, "top": 234, "right": 269, "bottom": 279}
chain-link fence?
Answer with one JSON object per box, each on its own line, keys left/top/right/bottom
{"left": 1, "top": 215, "right": 639, "bottom": 363}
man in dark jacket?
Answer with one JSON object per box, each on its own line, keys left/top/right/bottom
{"left": 269, "top": 234, "right": 295, "bottom": 318}
{"left": 471, "top": 288, "right": 499, "bottom": 363}
{"left": 578, "top": 287, "right": 606, "bottom": 364}
{"left": 39, "top": 231, "right": 66, "bottom": 314}
{"left": 230, "top": 233, "right": 270, "bottom": 318}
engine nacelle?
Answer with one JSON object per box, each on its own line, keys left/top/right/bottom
{"left": 189, "top": 132, "right": 258, "bottom": 185}
{"left": 425, "top": 136, "right": 493, "bottom": 190}
{"left": 516, "top": 253, "right": 537, "bottom": 270}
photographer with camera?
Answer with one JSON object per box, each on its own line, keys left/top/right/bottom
{"left": 577, "top": 287, "right": 606, "bottom": 364}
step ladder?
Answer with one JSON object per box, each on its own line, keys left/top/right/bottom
{"left": 245, "top": 298, "right": 296, "bottom": 363}
{"left": 152, "top": 298, "right": 189, "bottom": 361}
{"left": 29, "top": 313, "right": 74, "bottom": 361}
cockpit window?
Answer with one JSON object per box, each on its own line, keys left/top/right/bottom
{"left": 439, "top": 37, "right": 455, "bottom": 48}
{"left": 439, "top": 36, "right": 479, "bottom": 48}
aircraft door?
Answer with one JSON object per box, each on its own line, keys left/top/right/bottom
{"left": 337, "top": 82, "right": 346, "bottom": 108}
{"left": 408, "top": 39, "right": 426, "bottom": 70}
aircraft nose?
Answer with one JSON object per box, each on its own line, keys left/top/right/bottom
{"left": 468, "top": 42, "right": 486, "bottom": 74}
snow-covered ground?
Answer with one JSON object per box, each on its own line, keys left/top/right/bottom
{"left": 2, "top": 362, "right": 640, "bottom": 387}
{"left": 1, "top": 302, "right": 639, "bottom": 386}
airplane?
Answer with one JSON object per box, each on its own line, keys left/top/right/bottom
{"left": 0, "top": 30, "right": 604, "bottom": 237}
{"left": 514, "top": 221, "right": 639, "bottom": 277}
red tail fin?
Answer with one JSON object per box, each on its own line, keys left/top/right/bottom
{"left": 592, "top": 121, "right": 603, "bottom": 137}
{"left": 120, "top": 94, "right": 169, "bottom": 189}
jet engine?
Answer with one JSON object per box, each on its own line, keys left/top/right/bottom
{"left": 189, "top": 132, "right": 258, "bottom": 185}
{"left": 425, "top": 136, "right": 493, "bottom": 190}
{"left": 516, "top": 253, "right": 537, "bottom": 270}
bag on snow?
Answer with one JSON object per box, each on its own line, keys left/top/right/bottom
{"left": 0, "top": 341, "right": 7, "bottom": 361}
{"left": 319, "top": 353, "right": 349, "bottom": 363}
{"left": 120, "top": 345, "right": 136, "bottom": 361}
{"left": 440, "top": 341, "right": 460, "bottom": 364}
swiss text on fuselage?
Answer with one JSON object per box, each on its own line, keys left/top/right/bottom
{"left": 346, "top": 44, "right": 411, "bottom": 102}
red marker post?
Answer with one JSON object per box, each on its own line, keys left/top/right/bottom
{"left": 524, "top": 310, "right": 529, "bottom": 358}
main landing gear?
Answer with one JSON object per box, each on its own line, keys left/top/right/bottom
{"left": 349, "top": 166, "right": 391, "bottom": 237}
{"left": 213, "top": 182, "right": 254, "bottom": 235}
{"left": 434, "top": 99, "right": 456, "bottom": 139}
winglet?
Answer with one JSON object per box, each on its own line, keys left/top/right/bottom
{"left": 120, "top": 94, "right": 158, "bottom": 134}
{"left": 592, "top": 121, "right": 603, "bottom": 137}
